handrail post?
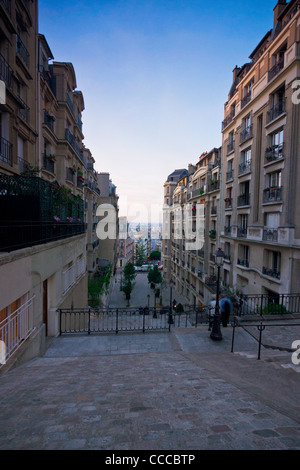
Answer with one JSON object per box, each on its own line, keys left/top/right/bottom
{"left": 88, "top": 308, "right": 91, "bottom": 335}
{"left": 257, "top": 322, "right": 265, "bottom": 360}
{"left": 116, "top": 309, "right": 118, "bottom": 335}
{"left": 59, "top": 309, "right": 62, "bottom": 336}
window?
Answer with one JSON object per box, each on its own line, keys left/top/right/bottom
{"left": 268, "top": 85, "right": 285, "bottom": 122}
{"left": 238, "top": 245, "right": 249, "bottom": 267}
{"left": 263, "top": 250, "right": 281, "bottom": 279}
{"left": 240, "top": 148, "right": 251, "bottom": 174}
{"left": 241, "top": 113, "right": 253, "bottom": 142}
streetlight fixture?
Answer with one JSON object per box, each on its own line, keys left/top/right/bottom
{"left": 210, "top": 248, "right": 225, "bottom": 341}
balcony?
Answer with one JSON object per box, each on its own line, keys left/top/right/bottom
{"left": 237, "top": 194, "right": 250, "bottom": 207}
{"left": 210, "top": 253, "right": 216, "bottom": 263}
{"left": 267, "top": 99, "right": 285, "bottom": 123}
{"left": 237, "top": 258, "right": 249, "bottom": 268}
{"left": 44, "top": 111, "right": 55, "bottom": 132}
{"left": 241, "top": 92, "right": 252, "bottom": 109}
{"left": 16, "top": 35, "right": 30, "bottom": 68}
{"left": 226, "top": 169, "right": 234, "bottom": 182}
{"left": 224, "top": 225, "right": 231, "bottom": 236}
{"left": 263, "top": 228, "right": 278, "bottom": 243}
{"left": 0, "top": 53, "right": 13, "bottom": 91}
{"left": 225, "top": 198, "right": 232, "bottom": 209}
{"left": 208, "top": 180, "right": 220, "bottom": 192}
{"left": 43, "top": 154, "right": 55, "bottom": 174}
{"left": 240, "top": 125, "right": 253, "bottom": 144}
{"left": 268, "top": 58, "right": 284, "bottom": 82}
{"left": 237, "top": 226, "right": 248, "bottom": 238}
{"left": 227, "top": 141, "right": 234, "bottom": 154}
{"left": 262, "top": 266, "right": 280, "bottom": 279}
{"left": 239, "top": 160, "right": 251, "bottom": 176}
{"left": 222, "top": 110, "right": 235, "bottom": 130}
{"left": 265, "top": 143, "right": 284, "bottom": 163}
{"left": 66, "top": 167, "right": 75, "bottom": 183}
{"left": 263, "top": 187, "right": 282, "bottom": 204}
{"left": 65, "top": 129, "right": 83, "bottom": 160}
{"left": 0, "top": 136, "right": 13, "bottom": 166}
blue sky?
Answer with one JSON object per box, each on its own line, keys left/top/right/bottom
{"left": 39, "top": 0, "right": 277, "bottom": 222}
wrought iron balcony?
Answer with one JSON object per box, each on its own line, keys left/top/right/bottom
{"left": 43, "top": 154, "right": 55, "bottom": 174}
{"left": 225, "top": 198, "right": 233, "bottom": 209}
{"left": 224, "top": 225, "right": 231, "bottom": 236}
{"left": 237, "top": 226, "right": 248, "bottom": 238}
{"left": 44, "top": 111, "right": 55, "bottom": 132}
{"left": 263, "top": 228, "right": 278, "bottom": 242}
{"left": 268, "top": 58, "right": 284, "bottom": 82}
{"left": 239, "top": 160, "right": 251, "bottom": 175}
{"left": 240, "top": 125, "right": 253, "bottom": 144}
{"left": 237, "top": 194, "right": 250, "bottom": 207}
{"left": 227, "top": 141, "right": 234, "bottom": 154}
{"left": 265, "top": 143, "right": 284, "bottom": 163}
{"left": 237, "top": 258, "right": 249, "bottom": 268}
{"left": 208, "top": 180, "right": 220, "bottom": 192}
{"left": 267, "top": 99, "right": 285, "bottom": 123}
{"left": 263, "top": 187, "right": 282, "bottom": 203}
{"left": 16, "top": 35, "right": 30, "bottom": 68}
{"left": 0, "top": 136, "right": 13, "bottom": 166}
{"left": 263, "top": 266, "right": 280, "bottom": 279}
{"left": 226, "top": 169, "right": 234, "bottom": 181}
{"left": 0, "top": 53, "right": 13, "bottom": 91}
{"left": 241, "top": 92, "right": 252, "bottom": 109}
{"left": 222, "top": 110, "right": 235, "bottom": 130}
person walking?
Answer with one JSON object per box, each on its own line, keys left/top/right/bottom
{"left": 220, "top": 295, "right": 233, "bottom": 327}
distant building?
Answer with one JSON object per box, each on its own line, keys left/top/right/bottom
{"left": 118, "top": 217, "right": 134, "bottom": 268}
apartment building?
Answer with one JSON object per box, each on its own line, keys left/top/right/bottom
{"left": 163, "top": 149, "right": 222, "bottom": 306}
{"left": 220, "top": 0, "right": 300, "bottom": 296}
{"left": 96, "top": 172, "right": 119, "bottom": 274}
{"left": 118, "top": 216, "right": 135, "bottom": 268}
{"left": 0, "top": 6, "right": 89, "bottom": 371}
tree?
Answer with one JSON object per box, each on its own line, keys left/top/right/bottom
{"left": 148, "top": 265, "right": 162, "bottom": 287}
{"left": 123, "top": 262, "right": 136, "bottom": 282}
{"left": 135, "top": 239, "right": 147, "bottom": 266}
{"left": 149, "top": 250, "right": 161, "bottom": 261}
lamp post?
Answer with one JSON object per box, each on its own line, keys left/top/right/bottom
{"left": 168, "top": 279, "right": 174, "bottom": 325}
{"left": 210, "top": 248, "right": 225, "bottom": 341}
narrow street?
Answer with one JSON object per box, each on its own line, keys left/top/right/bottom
{"left": 108, "top": 270, "right": 187, "bottom": 310}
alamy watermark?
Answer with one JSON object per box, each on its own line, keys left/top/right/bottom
{"left": 291, "top": 340, "right": 300, "bottom": 365}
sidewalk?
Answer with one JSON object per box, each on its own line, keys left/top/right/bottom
{"left": 0, "top": 325, "right": 299, "bottom": 450}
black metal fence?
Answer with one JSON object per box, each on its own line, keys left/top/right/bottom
{"left": 59, "top": 305, "right": 211, "bottom": 335}
{"left": 234, "top": 294, "right": 300, "bottom": 317}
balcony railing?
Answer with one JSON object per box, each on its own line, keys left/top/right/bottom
{"left": 226, "top": 169, "right": 234, "bottom": 181}
{"left": 0, "top": 53, "right": 13, "bottom": 91}
{"left": 240, "top": 125, "right": 253, "bottom": 144}
{"left": 208, "top": 180, "right": 220, "bottom": 192}
{"left": 239, "top": 160, "right": 251, "bottom": 176}
{"left": 267, "top": 99, "right": 285, "bottom": 123}
{"left": 43, "top": 154, "right": 55, "bottom": 174}
{"left": 237, "top": 226, "right": 248, "bottom": 238}
{"left": 265, "top": 143, "right": 284, "bottom": 163}
{"left": 227, "top": 141, "right": 234, "bottom": 154}
{"left": 16, "top": 35, "right": 30, "bottom": 68}
{"left": 268, "top": 58, "right": 284, "bottom": 82}
{"left": 263, "top": 228, "right": 278, "bottom": 242}
{"left": 237, "top": 194, "right": 250, "bottom": 207}
{"left": 237, "top": 258, "right": 249, "bottom": 268}
{"left": 0, "top": 136, "right": 13, "bottom": 166}
{"left": 222, "top": 110, "right": 235, "bottom": 130}
{"left": 44, "top": 111, "right": 55, "bottom": 132}
{"left": 262, "top": 266, "right": 280, "bottom": 279}
{"left": 263, "top": 187, "right": 282, "bottom": 203}
{"left": 225, "top": 198, "right": 232, "bottom": 209}
{"left": 0, "top": 220, "right": 86, "bottom": 252}
{"left": 65, "top": 129, "right": 83, "bottom": 160}
{"left": 224, "top": 225, "right": 231, "bottom": 236}
{"left": 66, "top": 167, "right": 74, "bottom": 183}
{"left": 0, "top": 296, "right": 35, "bottom": 368}
{"left": 241, "top": 92, "right": 252, "bottom": 109}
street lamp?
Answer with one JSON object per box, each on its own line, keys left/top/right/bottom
{"left": 210, "top": 248, "right": 225, "bottom": 341}
{"left": 168, "top": 279, "right": 174, "bottom": 325}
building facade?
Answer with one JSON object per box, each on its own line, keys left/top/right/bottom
{"left": 220, "top": 0, "right": 300, "bottom": 296}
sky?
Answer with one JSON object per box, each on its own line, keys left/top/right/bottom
{"left": 39, "top": 0, "right": 278, "bottom": 222}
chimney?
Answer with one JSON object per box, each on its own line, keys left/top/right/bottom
{"left": 232, "top": 66, "right": 241, "bottom": 82}
{"left": 273, "top": 0, "right": 287, "bottom": 26}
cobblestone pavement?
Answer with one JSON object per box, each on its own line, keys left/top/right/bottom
{"left": 0, "top": 325, "right": 300, "bottom": 450}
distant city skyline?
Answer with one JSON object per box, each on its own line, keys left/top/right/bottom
{"left": 39, "top": 0, "right": 278, "bottom": 222}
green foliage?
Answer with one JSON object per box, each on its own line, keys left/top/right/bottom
{"left": 148, "top": 265, "right": 162, "bottom": 286}
{"left": 176, "top": 303, "right": 184, "bottom": 313}
{"left": 150, "top": 251, "right": 161, "bottom": 261}
{"left": 88, "top": 264, "right": 112, "bottom": 307}
{"left": 262, "top": 303, "right": 288, "bottom": 315}
{"left": 20, "top": 162, "right": 40, "bottom": 177}
{"left": 135, "top": 239, "right": 147, "bottom": 266}
{"left": 123, "top": 262, "right": 136, "bottom": 282}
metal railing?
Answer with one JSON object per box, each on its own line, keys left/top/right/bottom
{"left": 0, "top": 221, "right": 86, "bottom": 252}
{"left": 235, "top": 293, "right": 300, "bottom": 317}
{"left": 0, "top": 296, "right": 35, "bottom": 368}
{"left": 240, "top": 125, "right": 253, "bottom": 143}
{"left": 16, "top": 35, "right": 30, "bottom": 68}
{"left": 59, "top": 305, "right": 211, "bottom": 335}
{"left": 237, "top": 194, "right": 250, "bottom": 207}
{"left": 268, "top": 58, "right": 284, "bottom": 82}
{"left": 267, "top": 99, "right": 285, "bottom": 123}
{"left": 0, "top": 136, "right": 13, "bottom": 166}
{"left": 263, "top": 187, "right": 282, "bottom": 203}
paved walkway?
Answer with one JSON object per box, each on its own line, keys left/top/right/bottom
{"left": 0, "top": 324, "right": 300, "bottom": 450}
